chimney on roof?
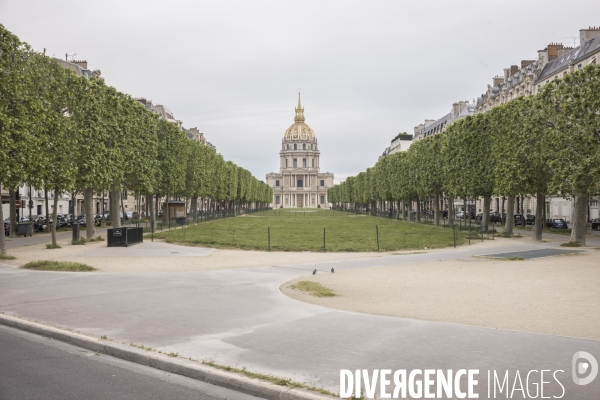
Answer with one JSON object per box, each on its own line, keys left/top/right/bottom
{"left": 510, "top": 65, "right": 519, "bottom": 76}
{"left": 580, "top": 26, "right": 600, "bottom": 46}
{"left": 71, "top": 60, "right": 88, "bottom": 69}
{"left": 557, "top": 48, "right": 573, "bottom": 58}
{"left": 492, "top": 76, "right": 504, "bottom": 87}
{"left": 547, "top": 43, "right": 564, "bottom": 61}
{"left": 521, "top": 60, "right": 535, "bottom": 69}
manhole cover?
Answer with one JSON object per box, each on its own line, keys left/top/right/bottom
{"left": 479, "top": 248, "right": 582, "bottom": 260}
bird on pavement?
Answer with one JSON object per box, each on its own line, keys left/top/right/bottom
{"left": 312, "top": 269, "right": 317, "bottom": 275}
{"left": 331, "top": 267, "right": 335, "bottom": 273}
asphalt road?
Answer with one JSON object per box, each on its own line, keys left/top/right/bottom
{"left": 0, "top": 324, "right": 262, "bottom": 400}
{"left": 1, "top": 239, "right": 599, "bottom": 398}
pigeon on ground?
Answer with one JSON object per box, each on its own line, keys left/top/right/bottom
{"left": 331, "top": 267, "right": 335, "bottom": 273}
{"left": 312, "top": 269, "right": 317, "bottom": 275}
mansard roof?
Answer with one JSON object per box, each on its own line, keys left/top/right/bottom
{"left": 536, "top": 35, "right": 600, "bottom": 83}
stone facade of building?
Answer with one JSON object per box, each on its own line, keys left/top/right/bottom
{"left": 266, "top": 95, "right": 334, "bottom": 208}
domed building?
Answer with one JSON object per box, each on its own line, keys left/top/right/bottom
{"left": 266, "top": 94, "right": 334, "bottom": 208}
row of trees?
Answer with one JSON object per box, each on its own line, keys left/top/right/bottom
{"left": 329, "top": 63, "right": 600, "bottom": 245}
{"left": 0, "top": 24, "right": 271, "bottom": 254}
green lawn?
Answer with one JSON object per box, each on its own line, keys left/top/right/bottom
{"left": 153, "top": 209, "right": 477, "bottom": 252}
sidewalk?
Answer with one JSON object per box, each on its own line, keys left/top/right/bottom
{"left": 514, "top": 227, "right": 600, "bottom": 246}
{"left": 4, "top": 227, "right": 108, "bottom": 249}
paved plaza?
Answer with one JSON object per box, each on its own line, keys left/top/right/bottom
{"left": 1, "top": 233, "right": 599, "bottom": 398}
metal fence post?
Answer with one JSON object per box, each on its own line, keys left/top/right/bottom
{"left": 268, "top": 227, "right": 271, "bottom": 252}
{"left": 469, "top": 218, "right": 471, "bottom": 245}
{"left": 376, "top": 225, "right": 380, "bottom": 252}
{"left": 453, "top": 225, "right": 456, "bottom": 248}
{"left": 323, "top": 228, "right": 326, "bottom": 252}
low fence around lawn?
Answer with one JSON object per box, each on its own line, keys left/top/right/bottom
{"left": 150, "top": 212, "right": 497, "bottom": 252}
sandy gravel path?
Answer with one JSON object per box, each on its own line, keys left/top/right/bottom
{"left": 282, "top": 246, "right": 600, "bottom": 340}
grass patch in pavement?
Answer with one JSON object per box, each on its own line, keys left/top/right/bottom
{"left": 504, "top": 256, "right": 526, "bottom": 261}
{"left": 0, "top": 253, "right": 16, "bottom": 260}
{"left": 153, "top": 209, "right": 468, "bottom": 252}
{"left": 45, "top": 243, "right": 61, "bottom": 249}
{"left": 290, "top": 281, "right": 337, "bottom": 297}
{"left": 202, "top": 360, "right": 335, "bottom": 396}
{"left": 560, "top": 241, "right": 581, "bottom": 247}
{"left": 21, "top": 260, "right": 96, "bottom": 271}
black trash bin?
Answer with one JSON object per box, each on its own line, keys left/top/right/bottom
{"left": 176, "top": 217, "right": 187, "bottom": 226}
{"left": 107, "top": 227, "right": 143, "bottom": 247}
{"left": 17, "top": 222, "right": 33, "bottom": 237}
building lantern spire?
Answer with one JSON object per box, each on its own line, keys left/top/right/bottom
{"left": 294, "top": 90, "right": 305, "bottom": 123}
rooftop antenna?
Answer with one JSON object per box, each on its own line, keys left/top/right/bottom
{"left": 65, "top": 52, "right": 77, "bottom": 61}
{"left": 563, "top": 37, "right": 578, "bottom": 47}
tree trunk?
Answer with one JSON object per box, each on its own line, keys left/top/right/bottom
{"left": 482, "top": 196, "right": 491, "bottom": 233}
{"left": 84, "top": 188, "right": 95, "bottom": 240}
{"left": 9, "top": 190, "right": 17, "bottom": 238}
{"left": 533, "top": 190, "right": 544, "bottom": 242}
{"left": 155, "top": 193, "right": 159, "bottom": 227}
{"left": 520, "top": 195, "right": 525, "bottom": 229}
{"left": 501, "top": 197, "right": 506, "bottom": 225}
{"left": 120, "top": 191, "right": 126, "bottom": 224}
{"left": 0, "top": 183, "right": 6, "bottom": 255}
{"left": 44, "top": 189, "right": 50, "bottom": 233}
{"left": 192, "top": 195, "right": 198, "bottom": 222}
{"left": 570, "top": 193, "right": 588, "bottom": 246}
{"left": 504, "top": 196, "right": 515, "bottom": 236}
{"left": 147, "top": 194, "right": 155, "bottom": 230}
{"left": 109, "top": 190, "right": 121, "bottom": 228}
{"left": 51, "top": 187, "right": 59, "bottom": 246}
{"left": 448, "top": 195, "right": 454, "bottom": 226}
{"left": 434, "top": 192, "right": 440, "bottom": 226}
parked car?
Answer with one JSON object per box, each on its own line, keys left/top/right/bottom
{"left": 524, "top": 214, "right": 535, "bottom": 225}
{"left": 455, "top": 211, "right": 465, "bottom": 219}
{"left": 513, "top": 214, "right": 524, "bottom": 226}
{"left": 489, "top": 212, "right": 502, "bottom": 223}
{"left": 591, "top": 218, "right": 600, "bottom": 230}
{"left": 547, "top": 218, "right": 568, "bottom": 229}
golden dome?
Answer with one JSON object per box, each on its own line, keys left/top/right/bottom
{"left": 284, "top": 93, "right": 316, "bottom": 141}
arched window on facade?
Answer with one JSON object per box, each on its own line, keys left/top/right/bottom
{"left": 287, "top": 144, "right": 290, "bottom": 150}
{"left": 293, "top": 159, "right": 297, "bottom": 167}
{"left": 294, "top": 144, "right": 297, "bottom": 150}
{"left": 302, "top": 158, "right": 306, "bottom": 167}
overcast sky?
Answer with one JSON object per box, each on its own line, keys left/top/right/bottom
{"left": 2, "top": 1, "right": 599, "bottom": 183}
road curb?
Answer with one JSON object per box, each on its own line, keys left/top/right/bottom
{"left": 0, "top": 313, "right": 335, "bottom": 400}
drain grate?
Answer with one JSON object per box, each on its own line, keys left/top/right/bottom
{"left": 479, "top": 248, "right": 582, "bottom": 260}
